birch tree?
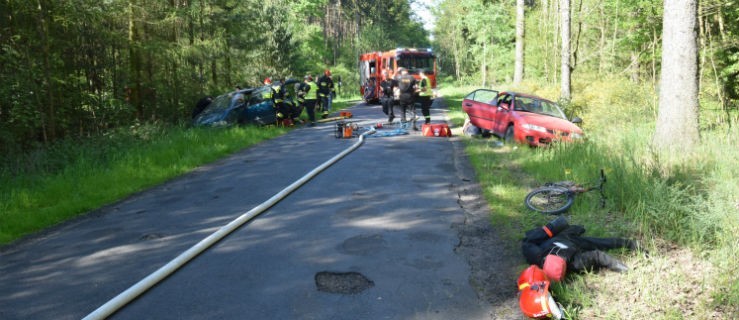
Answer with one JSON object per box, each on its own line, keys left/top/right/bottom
{"left": 560, "top": 0, "right": 571, "bottom": 101}
{"left": 514, "top": 0, "right": 525, "bottom": 85}
{"left": 653, "top": 0, "right": 700, "bottom": 151}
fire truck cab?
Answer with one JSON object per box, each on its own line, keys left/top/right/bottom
{"left": 359, "top": 48, "right": 437, "bottom": 104}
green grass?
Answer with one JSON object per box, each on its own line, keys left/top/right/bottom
{"left": 0, "top": 98, "right": 357, "bottom": 245}
{"left": 0, "top": 124, "right": 288, "bottom": 244}
{"left": 441, "top": 78, "right": 738, "bottom": 318}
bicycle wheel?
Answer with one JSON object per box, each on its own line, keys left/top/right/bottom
{"left": 524, "top": 186, "right": 574, "bottom": 215}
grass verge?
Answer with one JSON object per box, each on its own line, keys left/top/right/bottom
{"left": 0, "top": 124, "right": 287, "bottom": 245}
{"left": 0, "top": 98, "right": 356, "bottom": 245}
{"left": 440, "top": 80, "right": 738, "bottom": 319}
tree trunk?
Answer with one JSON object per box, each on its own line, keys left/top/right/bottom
{"left": 128, "top": 0, "right": 144, "bottom": 120}
{"left": 653, "top": 0, "right": 700, "bottom": 152}
{"left": 630, "top": 51, "right": 639, "bottom": 83}
{"left": 560, "top": 0, "right": 571, "bottom": 101}
{"left": 598, "top": 2, "right": 607, "bottom": 75}
{"left": 481, "top": 40, "right": 487, "bottom": 87}
{"left": 513, "top": 0, "right": 525, "bottom": 85}
{"left": 571, "top": 0, "right": 584, "bottom": 71}
{"left": 37, "top": 0, "right": 56, "bottom": 142}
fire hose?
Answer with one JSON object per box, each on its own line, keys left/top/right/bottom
{"left": 83, "top": 127, "right": 376, "bottom": 320}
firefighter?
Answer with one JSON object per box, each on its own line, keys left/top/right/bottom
{"left": 397, "top": 67, "right": 418, "bottom": 128}
{"left": 281, "top": 78, "right": 303, "bottom": 124}
{"left": 298, "top": 75, "right": 319, "bottom": 126}
{"left": 262, "top": 77, "right": 275, "bottom": 101}
{"left": 270, "top": 78, "right": 292, "bottom": 126}
{"left": 317, "top": 69, "right": 334, "bottom": 119}
{"left": 417, "top": 70, "right": 432, "bottom": 124}
{"left": 379, "top": 69, "right": 398, "bottom": 123}
{"left": 521, "top": 216, "right": 639, "bottom": 282}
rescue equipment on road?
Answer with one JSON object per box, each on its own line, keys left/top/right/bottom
{"left": 335, "top": 121, "right": 358, "bottom": 139}
{"left": 421, "top": 123, "right": 451, "bottom": 137}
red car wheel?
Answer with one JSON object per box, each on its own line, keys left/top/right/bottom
{"left": 504, "top": 125, "right": 515, "bottom": 144}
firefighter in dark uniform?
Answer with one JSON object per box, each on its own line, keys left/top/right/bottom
{"left": 397, "top": 68, "right": 418, "bottom": 128}
{"left": 267, "top": 78, "right": 291, "bottom": 126}
{"left": 279, "top": 78, "right": 303, "bottom": 124}
{"left": 298, "top": 75, "right": 319, "bottom": 126}
{"left": 522, "top": 216, "right": 639, "bottom": 282}
{"left": 317, "top": 69, "right": 334, "bottom": 119}
{"left": 379, "top": 69, "right": 398, "bottom": 123}
{"left": 417, "top": 70, "right": 432, "bottom": 124}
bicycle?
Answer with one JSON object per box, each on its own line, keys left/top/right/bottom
{"left": 524, "top": 169, "right": 607, "bottom": 215}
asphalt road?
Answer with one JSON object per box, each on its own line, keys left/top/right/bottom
{"left": 0, "top": 100, "right": 520, "bottom": 319}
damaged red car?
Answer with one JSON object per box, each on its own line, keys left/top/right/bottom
{"left": 462, "top": 90, "right": 584, "bottom": 147}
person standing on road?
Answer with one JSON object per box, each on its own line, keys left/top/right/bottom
{"left": 298, "top": 75, "right": 319, "bottom": 126}
{"left": 418, "top": 70, "right": 432, "bottom": 124}
{"left": 269, "top": 78, "right": 291, "bottom": 126}
{"left": 397, "top": 68, "right": 418, "bottom": 128}
{"left": 317, "top": 69, "right": 334, "bottom": 119}
{"left": 379, "top": 69, "right": 398, "bottom": 123}
{"left": 262, "top": 77, "right": 283, "bottom": 122}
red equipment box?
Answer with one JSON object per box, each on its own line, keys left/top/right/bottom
{"left": 422, "top": 123, "right": 452, "bottom": 137}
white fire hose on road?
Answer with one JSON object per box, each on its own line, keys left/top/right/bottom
{"left": 83, "top": 127, "right": 376, "bottom": 320}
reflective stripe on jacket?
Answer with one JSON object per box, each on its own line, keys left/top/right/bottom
{"left": 419, "top": 78, "right": 431, "bottom": 97}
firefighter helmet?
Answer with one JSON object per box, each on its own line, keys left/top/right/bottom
{"left": 324, "top": 69, "right": 331, "bottom": 76}
{"left": 519, "top": 282, "right": 563, "bottom": 320}
{"left": 264, "top": 77, "right": 272, "bottom": 85}
{"left": 517, "top": 265, "right": 549, "bottom": 290}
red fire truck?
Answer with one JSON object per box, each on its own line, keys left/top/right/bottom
{"left": 359, "top": 48, "right": 437, "bottom": 104}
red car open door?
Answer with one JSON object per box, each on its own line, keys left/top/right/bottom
{"left": 462, "top": 89, "right": 499, "bottom": 130}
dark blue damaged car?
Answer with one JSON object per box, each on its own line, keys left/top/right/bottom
{"left": 192, "top": 79, "right": 301, "bottom": 127}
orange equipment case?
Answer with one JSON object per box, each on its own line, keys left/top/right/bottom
{"left": 422, "top": 123, "right": 452, "bottom": 137}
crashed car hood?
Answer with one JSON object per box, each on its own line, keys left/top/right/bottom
{"left": 518, "top": 112, "right": 583, "bottom": 134}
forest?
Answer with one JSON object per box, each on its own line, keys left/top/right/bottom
{"left": 2, "top": 0, "right": 737, "bottom": 157}
{"left": 434, "top": 0, "right": 738, "bottom": 115}
{"left": 0, "top": 0, "right": 429, "bottom": 157}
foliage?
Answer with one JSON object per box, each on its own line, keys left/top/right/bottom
{"left": 434, "top": 0, "right": 514, "bottom": 84}
{"left": 0, "top": 0, "right": 428, "bottom": 158}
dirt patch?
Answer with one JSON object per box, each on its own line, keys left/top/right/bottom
{"left": 315, "top": 271, "right": 375, "bottom": 294}
{"left": 450, "top": 134, "right": 522, "bottom": 319}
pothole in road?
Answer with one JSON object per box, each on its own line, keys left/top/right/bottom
{"left": 315, "top": 271, "right": 374, "bottom": 294}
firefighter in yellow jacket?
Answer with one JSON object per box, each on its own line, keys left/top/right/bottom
{"left": 298, "top": 75, "right": 319, "bottom": 126}
{"left": 264, "top": 77, "right": 290, "bottom": 125}
{"left": 418, "top": 70, "right": 432, "bottom": 124}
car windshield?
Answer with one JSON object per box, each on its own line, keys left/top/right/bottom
{"left": 198, "top": 94, "right": 232, "bottom": 117}
{"left": 538, "top": 100, "right": 567, "bottom": 119}
{"left": 514, "top": 96, "right": 567, "bottom": 119}
{"left": 194, "top": 92, "right": 246, "bottom": 123}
